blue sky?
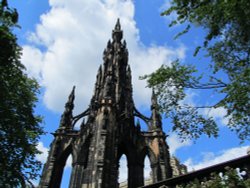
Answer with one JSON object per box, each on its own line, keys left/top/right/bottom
{"left": 9, "top": 0, "right": 249, "bottom": 186}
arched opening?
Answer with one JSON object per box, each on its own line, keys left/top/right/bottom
{"left": 61, "top": 154, "right": 73, "bottom": 187}
{"left": 118, "top": 154, "right": 128, "bottom": 187}
{"left": 141, "top": 147, "right": 157, "bottom": 185}
{"left": 144, "top": 156, "right": 152, "bottom": 185}
{"left": 50, "top": 145, "right": 72, "bottom": 188}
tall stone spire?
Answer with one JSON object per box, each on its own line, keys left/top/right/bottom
{"left": 91, "top": 18, "right": 131, "bottom": 116}
{"left": 39, "top": 20, "right": 172, "bottom": 188}
{"left": 151, "top": 89, "right": 162, "bottom": 130}
{"left": 59, "top": 86, "right": 75, "bottom": 130}
{"left": 92, "top": 65, "right": 103, "bottom": 101}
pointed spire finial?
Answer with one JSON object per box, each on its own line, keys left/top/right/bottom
{"left": 127, "top": 64, "right": 131, "bottom": 72}
{"left": 150, "top": 88, "right": 162, "bottom": 130}
{"left": 98, "top": 65, "right": 102, "bottom": 73}
{"left": 123, "top": 40, "right": 127, "bottom": 47}
{"left": 96, "top": 65, "right": 102, "bottom": 87}
{"left": 70, "top": 85, "right": 76, "bottom": 99}
{"left": 67, "top": 85, "right": 76, "bottom": 108}
{"left": 136, "top": 119, "right": 140, "bottom": 126}
{"left": 112, "top": 18, "right": 123, "bottom": 42}
{"left": 80, "top": 118, "right": 85, "bottom": 130}
{"left": 59, "top": 85, "right": 76, "bottom": 130}
{"left": 136, "top": 119, "right": 141, "bottom": 131}
{"left": 151, "top": 88, "right": 157, "bottom": 107}
{"left": 126, "top": 65, "right": 132, "bottom": 80}
{"left": 115, "top": 18, "right": 121, "bottom": 30}
{"left": 107, "top": 40, "right": 112, "bottom": 48}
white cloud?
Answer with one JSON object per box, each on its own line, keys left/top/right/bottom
{"left": 21, "top": 0, "right": 186, "bottom": 114}
{"left": 179, "top": 90, "right": 198, "bottom": 107}
{"left": 36, "top": 142, "right": 49, "bottom": 164}
{"left": 203, "top": 107, "right": 229, "bottom": 125}
{"left": 184, "top": 146, "right": 249, "bottom": 172}
{"left": 178, "top": 90, "right": 229, "bottom": 126}
{"left": 22, "top": 46, "right": 44, "bottom": 81}
{"left": 160, "top": 1, "right": 179, "bottom": 27}
{"left": 167, "top": 133, "right": 192, "bottom": 155}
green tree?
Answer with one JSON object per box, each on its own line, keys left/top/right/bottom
{"left": 0, "top": 0, "right": 44, "bottom": 187}
{"left": 179, "top": 167, "right": 250, "bottom": 188}
{"left": 143, "top": 0, "right": 250, "bottom": 141}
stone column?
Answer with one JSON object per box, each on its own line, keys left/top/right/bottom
{"left": 127, "top": 161, "right": 144, "bottom": 188}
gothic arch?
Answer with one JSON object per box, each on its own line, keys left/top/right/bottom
{"left": 39, "top": 20, "right": 172, "bottom": 188}
{"left": 139, "top": 146, "right": 161, "bottom": 184}
{"left": 117, "top": 141, "right": 130, "bottom": 160}
{"left": 117, "top": 142, "right": 130, "bottom": 187}
{"left": 50, "top": 142, "right": 73, "bottom": 188}
{"left": 140, "top": 146, "right": 157, "bottom": 166}
{"left": 117, "top": 152, "right": 129, "bottom": 184}
{"left": 117, "top": 139, "right": 140, "bottom": 168}
{"left": 117, "top": 141, "right": 143, "bottom": 187}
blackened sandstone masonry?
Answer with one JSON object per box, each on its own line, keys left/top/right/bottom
{"left": 39, "top": 19, "right": 172, "bottom": 188}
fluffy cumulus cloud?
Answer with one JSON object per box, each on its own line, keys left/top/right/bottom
{"left": 178, "top": 90, "right": 229, "bottom": 126}
{"left": 203, "top": 107, "right": 229, "bottom": 125}
{"left": 167, "top": 133, "right": 192, "bottom": 155}
{"left": 160, "top": 1, "right": 179, "bottom": 27}
{"left": 184, "top": 146, "right": 249, "bottom": 172}
{"left": 36, "top": 142, "right": 49, "bottom": 163}
{"left": 21, "top": 0, "right": 186, "bottom": 114}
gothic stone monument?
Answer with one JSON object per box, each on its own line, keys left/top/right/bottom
{"left": 39, "top": 19, "right": 172, "bottom": 188}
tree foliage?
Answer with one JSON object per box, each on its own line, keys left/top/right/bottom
{"left": 143, "top": 0, "right": 250, "bottom": 141}
{"left": 179, "top": 167, "right": 250, "bottom": 188}
{"left": 0, "top": 0, "right": 44, "bottom": 187}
